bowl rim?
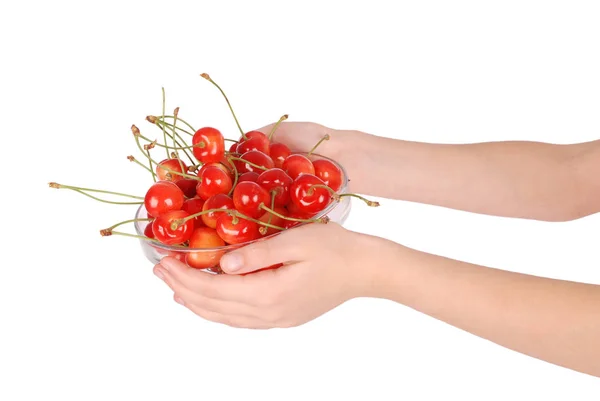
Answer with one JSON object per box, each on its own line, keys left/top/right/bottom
{"left": 134, "top": 151, "right": 349, "bottom": 252}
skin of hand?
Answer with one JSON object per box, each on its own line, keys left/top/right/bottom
{"left": 153, "top": 223, "right": 389, "bottom": 329}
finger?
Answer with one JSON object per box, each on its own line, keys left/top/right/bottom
{"left": 181, "top": 298, "right": 273, "bottom": 329}
{"left": 157, "top": 256, "right": 274, "bottom": 304}
{"left": 154, "top": 264, "right": 258, "bottom": 318}
{"left": 218, "top": 225, "right": 315, "bottom": 274}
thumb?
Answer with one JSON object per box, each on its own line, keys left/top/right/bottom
{"left": 219, "top": 229, "right": 305, "bottom": 275}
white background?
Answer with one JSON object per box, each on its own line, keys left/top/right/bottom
{"left": 2, "top": 1, "right": 599, "bottom": 399}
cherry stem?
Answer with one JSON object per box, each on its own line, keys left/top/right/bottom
{"left": 102, "top": 230, "right": 188, "bottom": 248}
{"left": 227, "top": 156, "right": 268, "bottom": 171}
{"left": 267, "top": 114, "right": 289, "bottom": 141}
{"left": 150, "top": 119, "right": 196, "bottom": 164}
{"left": 132, "top": 126, "right": 201, "bottom": 181}
{"left": 307, "top": 184, "right": 380, "bottom": 207}
{"left": 105, "top": 218, "right": 152, "bottom": 232}
{"left": 171, "top": 107, "right": 186, "bottom": 176}
{"left": 146, "top": 148, "right": 157, "bottom": 182}
{"left": 227, "top": 157, "right": 239, "bottom": 196}
{"left": 148, "top": 115, "right": 197, "bottom": 135}
{"left": 49, "top": 182, "right": 144, "bottom": 205}
{"left": 259, "top": 203, "right": 329, "bottom": 224}
{"left": 224, "top": 138, "right": 239, "bottom": 143}
{"left": 200, "top": 73, "right": 246, "bottom": 139}
{"left": 307, "top": 134, "right": 330, "bottom": 157}
{"left": 127, "top": 155, "right": 154, "bottom": 176}
{"left": 171, "top": 207, "right": 285, "bottom": 232}
{"left": 232, "top": 210, "right": 285, "bottom": 232}
{"left": 160, "top": 88, "right": 170, "bottom": 158}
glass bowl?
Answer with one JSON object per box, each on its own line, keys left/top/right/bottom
{"left": 134, "top": 152, "right": 351, "bottom": 273}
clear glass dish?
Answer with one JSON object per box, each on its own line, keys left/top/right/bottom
{"left": 134, "top": 152, "right": 351, "bottom": 273}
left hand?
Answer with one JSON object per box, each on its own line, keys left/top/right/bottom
{"left": 152, "top": 223, "right": 390, "bottom": 328}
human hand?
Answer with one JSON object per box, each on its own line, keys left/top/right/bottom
{"left": 152, "top": 223, "right": 395, "bottom": 328}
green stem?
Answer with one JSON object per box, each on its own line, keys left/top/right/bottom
{"left": 227, "top": 157, "right": 239, "bottom": 196}
{"left": 127, "top": 155, "right": 154, "bottom": 176}
{"left": 137, "top": 131, "right": 196, "bottom": 165}
{"left": 307, "top": 134, "right": 330, "bottom": 157}
{"left": 146, "top": 149, "right": 157, "bottom": 182}
{"left": 260, "top": 192, "right": 277, "bottom": 235}
{"left": 171, "top": 108, "right": 186, "bottom": 175}
{"left": 49, "top": 182, "right": 144, "bottom": 199}
{"left": 107, "top": 218, "right": 152, "bottom": 231}
{"left": 200, "top": 73, "right": 246, "bottom": 139}
{"left": 259, "top": 203, "right": 329, "bottom": 223}
{"left": 224, "top": 138, "right": 239, "bottom": 143}
{"left": 57, "top": 188, "right": 143, "bottom": 205}
{"left": 228, "top": 156, "right": 268, "bottom": 171}
{"left": 161, "top": 88, "right": 169, "bottom": 158}
{"left": 267, "top": 114, "right": 288, "bottom": 141}
{"left": 104, "top": 230, "right": 188, "bottom": 248}
{"left": 155, "top": 115, "right": 197, "bottom": 134}
{"left": 134, "top": 134, "right": 200, "bottom": 181}
{"left": 308, "top": 184, "right": 380, "bottom": 207}
{"left": 233, "top": 210, "right": 284, "bottom": 232}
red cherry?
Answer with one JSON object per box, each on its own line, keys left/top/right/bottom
{"left": 198, "top": 162, "right": 233, "bottom": 181}
{"left": 175, "top": 178, "right": 199, "bottom": 198}
{"left": 216, "top": 214, "right": 260, "bottom": 245}
{"left": 232, "top": 181, "right": 270, "bottom": 218}
{"left": 152, "top": 210, "right": 195, "bottom": 245}
{"left": 286, "top": 200, "right": 317, "bottom": 217}
{"left": 237, "top": 135, "right": 270, "bottom": 155}
{"left": 282, "top": 154, "right": 315, "bottom": 179}
{"left": 289, "top": 174, "right": 332, "bottom": 214}
{"left": 282, "top": 213, "right": 307, "bottom": 229}
{"left": 186, "top": 227, "right": 225, "bottom": 269}
{"left": 181, "top": 198, "right": 206, "bottom": 228}
{"left": 229, "top": 142, "right": 238, "bottom": 153}
{"left": 192, "top": 127, "right": 225, "bottom": 164}
{"left": 155, "top": 158, "right": 188, "bottom": 182}
{"left": 269, "top": 143, "right": 291, "bottom": 169}
{"left": 201, "top": 194, "right": 235, "bottom": 229}
{"left": 144, "top": 223, "right": 155, "bottom": 238}
{"left": 313, "top": 159, "right": 343, "bottom": 192}
{"left": 257, "top": 168, "right": 293, "bottom": 207}
{"left": 144, "top": 181, "right": 185, "bottom": 217}
{"left": 238, "top": 172, "right": 259, "bottom": 183}
{"left": 196, "top": 166, "right": 233, "bottom": 200}
{"left": 234, "top": 150, "right": 274, "bottom": 174}
{"left": 258, "top": 206, "right": 288, "bottom": 236}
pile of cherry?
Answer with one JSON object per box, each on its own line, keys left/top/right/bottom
{"left": 50, "top": 73, "right": 378, "bottom": 271}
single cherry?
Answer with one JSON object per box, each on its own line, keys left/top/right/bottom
{"left": 181, "top": 198, "right": 206, "bottom": 228}
{"left": 270, "top": 142, "right": 291, "bottom": 169}
{"left": 257, "top": 168, "right": 293, "bottom": 207}
{"left": 216, "top": 214, "right": 261, "bottom": 245}
{"left": 175, "top": 178, "right": 199, "bottom": 198}
{"left": 238, "top": 171, "right": 259, "bottom": 183}
{"left": 229, "top": 142, "right": 239, "bottom": 153}
{"left": 201, "top": 193, "right": 235, "bottom": 229}
{"left": 144, "top": 223, "right": 155, "bottom": 238}
{"left": 155, "top": 158, "right": 188, "bottom": 182}
{"left": 144, "top": 181, "right": 185, "bottom": 217}
{"left": 232, "top": 181, "right": 270, "bottom": 218}
{"left": 196, "top": 166, "right": 233, "bottom": 200}
{"left": 237, "top": 133, "right": 270, "bottom": 155}
{"left": 234, "top": 150, "right": 274, "bottom": 174}
{"left": 186, "top": 227, "right": 226, "bottom": 269}
{"left": 313, "top": 159, "right": 343, "bottom": 192}
{"left": 289, "top": 174, "right": 331, "bottom": 214}
{"left": 282, "top": 154, "right": 315, "bottom": 180}
{"left": 152, "top": 210, "right": 195, "bottom": 245}
{"left": 192, "top": 127, "right": 225, "bottom": 164}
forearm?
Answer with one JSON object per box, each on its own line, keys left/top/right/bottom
{"left": 340, "top": 131, "right": 600, "bottom": 221}
{"left": 367, "top": 240, "right": 600, "bottom": 377}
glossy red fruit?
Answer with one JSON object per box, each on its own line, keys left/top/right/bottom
{"left": 258, "top": 206, "right": 288, "bottom": 236}
{"left": 192, "top": 127, "right": 225, "bottom": 164}
{"left": 196, "top": 166, "right": 233, "bottom": 200}
{"left": 156, "top": 158, "right": 188, "bottom": 182}
{"left": 286, "top": 200, "right": 317, "bottom": 217}
{"left": 257, "top": 168, "right": 293, "bottom": 207}
{"left": 313, "top": 159, "right": 343, "bottom": 192}
{"left": 269, "top": 143, "right": 291, "bottom": 169}
{"left": 198, "top": 162, "right": 233, "bottom": 181}
{"left": 186, "top": 227, "right": 226, "bottom": 269}
{"left": 144, "top": 223, "right": 155, "bottom": 238}
{"left": 181, "top": 198, "right": 206, "bottom": 228}
{"left": 152, "top": 210, "right": 195, "bottom": 245}
{"left": 289, "top": 174, "right": 331, "bottom": 214}
{"left": 175, "top": 178, "right": 199, "bottom": 198}
{"left": 282, "top": 212, "right": 312, "bottom": 229}
{"left": 234, "top": 150, "right": 274, "bottom": 174}
{"left": 229, "top": 142, "right": 239, "bottom": 153}
{"left": 216, "top": 214, "right": 260, "bottom": 244}
{"left": 144, "top": 181, "right": 185, "bottom": 217}
{"left": 282, "top": 154, "right": 315, "bottom": 179}
{"left": 237, "top": 172, "right": 259, "bottom": 183}
{"left": 232, "top": 181, "right": 270, "bottom": 218}
{"left": 201, "top": 194, "right": 235, "bottom": 229}
{"left": 237, "top": 135, "right": 270, "bottom": 155}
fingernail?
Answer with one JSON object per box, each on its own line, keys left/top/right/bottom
{"left": 154, "top": 266, "right": 165, "bottom": 280}
{"left": 174, "top": 296, "right": 185, "bottom": 306}
{"left": 221, "top": 253, "right": 243, "bottom": 272}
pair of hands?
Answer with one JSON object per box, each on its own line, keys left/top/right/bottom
{"left": 152, "top": 122, "right": 386, "bottom": 328}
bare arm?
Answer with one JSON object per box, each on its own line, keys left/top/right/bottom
{"left": 338, "top": 132, "right": 600, "bottom": 221}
